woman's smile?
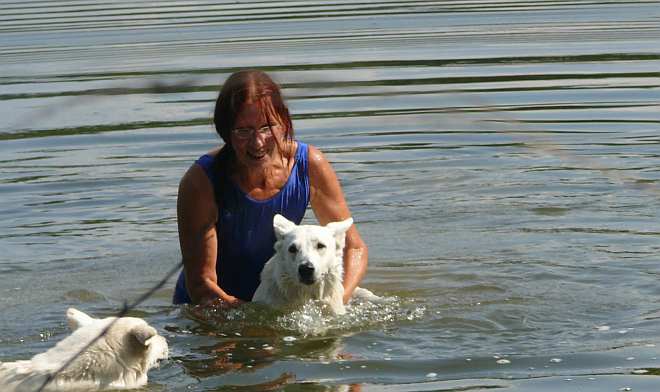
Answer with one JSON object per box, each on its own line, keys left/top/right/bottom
{"left": 247, "top": 149, "right": 267, "bottom": 161}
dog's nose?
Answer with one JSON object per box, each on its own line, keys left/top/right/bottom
{"left": 298, "top": 262, "right": 316, "bottom": 284}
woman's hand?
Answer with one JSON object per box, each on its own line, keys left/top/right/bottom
{"left": 216, "top": 295, "right": 246, "bottom": 308}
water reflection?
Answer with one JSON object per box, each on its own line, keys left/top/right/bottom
{"left": 170, "top": 303, "right": 368, "bottom": 390}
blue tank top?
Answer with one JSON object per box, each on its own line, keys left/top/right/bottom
{"left": 173, "top": 142, "right": 311, "bottom": 303}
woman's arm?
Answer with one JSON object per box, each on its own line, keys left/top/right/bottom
{"left": 177, "top": 164, "right": 243, "bottom": 306}
{"left": 308, "top": 145, "right": 369, "bottom": 304}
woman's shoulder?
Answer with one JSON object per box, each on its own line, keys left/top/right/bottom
{"left": 180, "top": 147, "right": 223, "bottom": 195}
{"left": 180, "top": 163, "right": 211, "bottom": 194}
{"left": 304, "top": 143, "right": 348, "bottom": 215}
{"left": 198, "top": 147, "right": 222, "bottom": 165}
{"left": 300, "top": 143, "right": 318, "bottom": 162}
{"left": 305, "top": 144, "right": 330, "bottom": 172}
{"left": 206, "top": 147, "right": 222, "bottom": 158}
{"left": 304, "top": 144, "right": 340, "bottom": 192}
{"left": 178, "top": 163, "right": 218, "bottom": 231}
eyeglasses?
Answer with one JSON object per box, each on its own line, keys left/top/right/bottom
{"left": 231, "top": 125, "right": 276, "bottom": 140}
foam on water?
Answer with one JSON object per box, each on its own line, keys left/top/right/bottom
{"left": 277, "top": 296, "right": 425, "bottom": 336}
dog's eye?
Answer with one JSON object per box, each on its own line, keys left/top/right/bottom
{"left": 316, "top": 242, "right": 326, "bottom": 250}
{"left": 288, "top": 244, "right": 298, "bottom": 253}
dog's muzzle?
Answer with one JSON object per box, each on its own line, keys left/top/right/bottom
{"left": 298, "top": 262, "right": 316, "bottom": 285}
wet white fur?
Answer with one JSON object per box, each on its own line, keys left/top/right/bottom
{"left": 0, "top": 308, "right": 168, "bottom": 392}
{"left": 252, "top": 214, "right": 378, "bottom": 315}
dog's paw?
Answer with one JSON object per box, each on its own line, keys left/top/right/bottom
{"left": 352, "top": 287, "right": 380, "bottom": 302}
{"left": 328, "top": 302, "right": 347, "bottom": 316}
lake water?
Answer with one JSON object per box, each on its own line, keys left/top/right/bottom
{"left": 2, "top": 0, "right": 660, "bottom": 390}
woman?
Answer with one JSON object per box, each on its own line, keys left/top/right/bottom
{"left": 173, "top": 70, "right": 368, "bottom": 306}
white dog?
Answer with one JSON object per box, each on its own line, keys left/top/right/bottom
{"left": 252, "top": 214, "right": 378, "bottom": 315}
{"left": 0, "top": 308, "right": 168, "bottom": 392}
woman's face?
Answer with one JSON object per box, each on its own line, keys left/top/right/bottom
{"left": 230, "top": 102, "right": 282, "bottom": 169}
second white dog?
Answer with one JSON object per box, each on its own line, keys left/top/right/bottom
{"left": 252, "top": 214, "right": 378, "bottom": 315}
{"left": 0, "top": 308, "right": 168, "bottom": 392}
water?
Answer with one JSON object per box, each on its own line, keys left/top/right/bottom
{"left": 2, "top": 0, "right": 660, "bottom": 390}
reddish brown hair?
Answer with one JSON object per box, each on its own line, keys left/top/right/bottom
{"left": 213, "top": 70, "right": 294, "bottom": 157}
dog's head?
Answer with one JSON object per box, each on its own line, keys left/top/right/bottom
{"left": 272, "top": 214, "right": 353, "bottom": 286}
{"left": 63, "top": 308, "right": 169, "bottom": 378}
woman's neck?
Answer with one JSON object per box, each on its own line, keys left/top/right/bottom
{"left": 240, "top": 160, "right": 285, "bottom": 189}
{"left": 232, "top": 141, "right": 296, "bottom": 196}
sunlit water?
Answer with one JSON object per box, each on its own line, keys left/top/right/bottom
{"left": 1, "top": 1, "right": 660, "bottom": 390}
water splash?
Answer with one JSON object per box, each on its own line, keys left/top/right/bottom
{"left": 278, "top": 297, "right": 426, "bottom": 336}
{"left": 182, "top": 296, "right": 426, "bottom": 338}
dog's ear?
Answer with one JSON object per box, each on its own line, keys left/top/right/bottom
{"left": 326, "top": 217, "right": 354, "bottom": 249}
{"left": 273, "top": 214, "right": 296, "bottom": 239}
{"left": 130, "top": 324, "right": 159, "bottom": 347}
{"left": 66, "top": 308, "right": 95, "bottom": 330}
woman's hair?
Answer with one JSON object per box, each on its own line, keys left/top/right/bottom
{"left": 213, "top": 70, "right": 294, "bottom": 157}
